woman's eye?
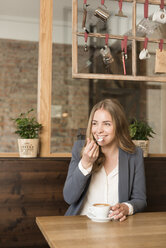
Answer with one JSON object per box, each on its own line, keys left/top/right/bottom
{"left": 105, "top": 123, "right": 111, "bottom": 126}
{"left": 92, "top": 122, "right": 97, "bottom": 126}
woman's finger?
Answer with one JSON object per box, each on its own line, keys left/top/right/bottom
{"left": 89, "top": 144, "right": 99, "bottom": 157}
{"left": 111, "top": 203, "right": 120, "bottom": 211}
{"left": 110, "top": 207, "right": 124, "bottom": 218}
{"left": 90, "top": 149, "right": 99, "bottom": 161}
{"left": 85, "top": 143, "right": 98, "bottom": 158}
{"left": 111, "top": 204, "right": 121, "bottom": 213}
{"left": 119, "top": 215, "right": 127, "bottom": 222}
{"left": 114, "top": 211, "right": 123, "bottom": 220}
{"left": 93, "top": 146, "right": 99, "bottom": 158}
{"left": 85, "top": 140, "right": 96, "bottom": 153}
{"left": 82, "top": 141, "right": 99, "bottom": 166}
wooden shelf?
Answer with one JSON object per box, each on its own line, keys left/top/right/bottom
{"left": 77, "top": 32, "right": 166, "bottom": 44}
{"left": 72, "top": 0, "right": 166, "bottom": 81}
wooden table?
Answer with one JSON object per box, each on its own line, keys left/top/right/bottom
{"left": 36, "top": 212, "right": 166, "bottom": 248}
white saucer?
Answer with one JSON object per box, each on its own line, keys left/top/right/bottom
{"left": 87, "top": 212, "right": 113, "bottom": 223}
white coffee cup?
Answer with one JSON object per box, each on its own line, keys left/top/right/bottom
{"left": 152, "top": 8, "right": 166, "bottom": 24}
{"left": 89, "top": 203, "right": 111, "bottom": 218}
{"left": 139, "top": 48, "right": 150, "bottom": 60}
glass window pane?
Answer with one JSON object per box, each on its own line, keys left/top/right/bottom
{"left": 0, "top": 0, "right": 40, "bottom": 152}
{"left": 51, "top": 0, "right": 166, "bottom": 155}
{"left": 51, "top": 0, "right": 89, "bottom": 153}
{"left": 77, "top": 0, "right": 132, "bottom": 76}
{"left": 89, "top": 80, "right": 166, "bottom": 154}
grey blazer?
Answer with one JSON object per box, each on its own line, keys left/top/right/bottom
{"left": 63, "top": 140, "right": 147, "bottom": 216}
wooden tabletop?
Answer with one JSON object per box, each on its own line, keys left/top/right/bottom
{"left": 36, "top": 212, "right": 166, "bottom": 248}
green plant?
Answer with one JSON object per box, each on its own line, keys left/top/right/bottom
{"left": 129, "top": 119, "right": 155, "bottom": 140}
{"left": 12, "top": 109, "right": 42, "bottom": 139}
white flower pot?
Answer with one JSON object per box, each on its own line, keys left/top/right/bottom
{"left": 133, "top": 140, "right": 149, "bottom": 157}
{"left": 18, "top": 139, "right": 39, "bottom": 158}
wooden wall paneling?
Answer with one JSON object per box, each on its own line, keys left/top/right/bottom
{"left": 144, "top": 158, "right": 166, "bottom": 212}
{"left": 0, "top": 158, "right": 69, "bottom": 248}
{"left": 0, "top": 157, "right": 165, "bottom": 247}
{"left": 38, "top": 0, "right": 53, "bottom": 157}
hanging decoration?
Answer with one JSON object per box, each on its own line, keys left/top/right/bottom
{"left": 82, "top": 0, "right": 90, "bottom": 33}
{"left": 115, "top": 0, "right": 127, "bottom": 18}
{"left": 155, "top": 39, "right": 166, "bottom": 73}
{"left": 144, "top": 0, "right": 149, "bottom": 19}
{"left": 100, "top": 34, "right": 114, "bottom": 65}
{"left": 94, "top": 0, "right": 110, "bottom": 22}
{"left": 101, "top": 0, "right": 107, "bottom": 9}
{"left": 137, "top": 0, "right": 158, "bottom": 36}
{"left": 152, "top": 0, "right": 166, "bottom": 24}
{"left": 139, "top": 37, "right": 150, "bottom": 60}
{"left": 84, "top": 32, "right": 88, "bottom": 52}
{"left": 121, "top": 36, "right": 128, "bottom": 75}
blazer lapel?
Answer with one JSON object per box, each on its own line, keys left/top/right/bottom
{"left": 118, "top": 148, "right": 129, "bottom": 202}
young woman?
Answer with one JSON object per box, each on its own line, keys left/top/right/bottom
{"left": 63, "top": 99, "right": 147, "bottom": 221}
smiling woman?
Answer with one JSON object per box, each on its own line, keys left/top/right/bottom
{"left": 82, "top": 98, "right": 135, "bottom": 173}
{"left": 92, "top": 111, "right": 115, "bottom": 148}
{"left": 63, "top": 98, "right": 147, "bottom": 221}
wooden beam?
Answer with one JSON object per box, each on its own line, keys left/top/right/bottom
{"left": 72, "top": 0, "right": 78, "bottom": 74}
{"left": 132, "top": 0, "right": 137, "bottom": 76}
{"left": 0, "top": 153, "right": 19, "bottom": 157}
{"left": 72, "top": 73, "right": 166, "bottom": 82}
{"left": 118, "top": 0, "right": 166, "bottom": 4}
{"left": 38, "top": 0, "right": 53, "bottom": 156}
{"left": 76, "top": 33, "right": 166, "bottom": 44}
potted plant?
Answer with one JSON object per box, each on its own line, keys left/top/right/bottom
{"left": 129, "top": 119, "right": 155, "bottom": 157}
{"left": 12, "top": 109, "right": 42, "bottom": 158}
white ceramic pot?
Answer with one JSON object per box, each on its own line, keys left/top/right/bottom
{"left": 18, "top": 139, "right": 39, "bottom": 158}
{"left": 133, "top": 140, "right": 149, "bottom": 157}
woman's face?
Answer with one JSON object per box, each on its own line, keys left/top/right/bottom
{"left": 91, "top": 109, "right": 116, "bottom": 147}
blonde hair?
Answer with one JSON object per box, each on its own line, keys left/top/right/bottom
{"left": 82, "top": 98, "right": 135, "bottom": 172}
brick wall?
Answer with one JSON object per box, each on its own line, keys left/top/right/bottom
{"left": 0, "top": 39, "right": 38, "bottom": 152}
{"left": 51, "top": 43, "right": 89, "bottom": 152}
{"left": 0, "top": 38, "right": 162, "bottom": 154}
{"left": 0, "top": 39, "right": 89, "bottom": 153}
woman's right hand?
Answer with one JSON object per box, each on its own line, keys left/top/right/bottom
{"left": 81, "top": 138, "right": 99, "bottom": 170}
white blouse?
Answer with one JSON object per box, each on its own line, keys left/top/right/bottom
{"left": 78, "top": 161, "right": 133, "bottom": 216}
{"left": 79, "top": 162, "right": 119, "bottom": 215}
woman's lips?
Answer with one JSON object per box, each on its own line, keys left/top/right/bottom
{"left": 97, "top": 137, "right": 104, "bottom": 142}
